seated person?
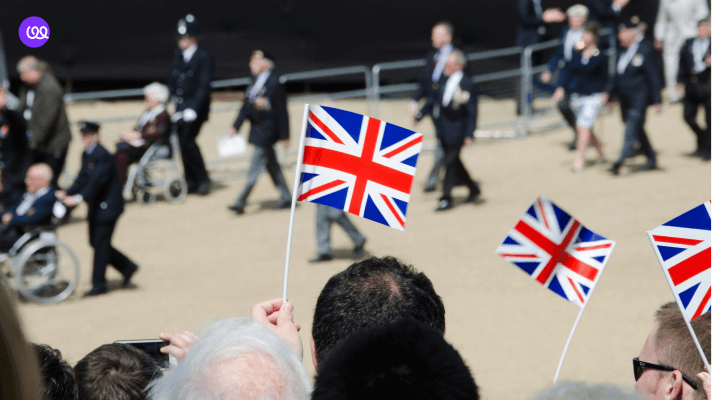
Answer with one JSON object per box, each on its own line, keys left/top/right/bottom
{"left": 114, "top": 82, "right": 171, "bottom": 184}
{"left": 0, "top": 163, "right": 56, "bottom": 252}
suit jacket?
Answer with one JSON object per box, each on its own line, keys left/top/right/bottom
{"left": 417, "top": 71, "right": 478, "bottom": 147}
{"left": 586, "top": 0, "right": 622, "bottom": 32}
{"left": 0, "top": 109, "right": 31, "bottom": 194}
{"left": 17, "top": 74, "right": 72, "bottom": 155}
{"left": 558, "top": 48, "right": 609, "bottom": 94}
{"left": 167, "top": 47, "right": 214, "bottom": 123}
{"left": 654, "top": 0, "right": 709, "bottom": 46}
{"left": 66, "top": 144, "right": 124, "bottom": 223}
{"left": 516, "top": 0, "right": 546, "bottom": 47}
{"left": 413, "top": 49, "right": 439, "bottom": 103}
{"left": 6, "top": 187, "right": 56, "bottom": 227}
{"left": 605, "top": 40, "right": 663, "bottom": 105}
{"left": 232, "top": 72, "right": 289, "bottom": 148}
{"left": 677, "top": 38, "right": 712, "bottom": 96}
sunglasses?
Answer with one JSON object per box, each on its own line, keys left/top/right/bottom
{"left": 633, "top": 357, "right": 699, "bottom": 391}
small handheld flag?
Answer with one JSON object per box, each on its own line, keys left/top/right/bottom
{"left": 296, "top": 105, "right": 423, "bottom": 231}
{"left": 647, "top": 201, "right": 711, "bottom": 371}
{"left": 496, "top": 195, "right": 615, "bottom": 307}
{"left": 495, "top": 195, "right": 616, "bottom": 383}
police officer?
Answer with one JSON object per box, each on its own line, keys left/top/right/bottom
{"left": 0, "top": 86, "right": 31, "bottom": 209}
{"left": 56, "top": 122, "right": 138, "bottom": 297}
{"left": 677, "top": 18, "right": 711, "bottom": 160}
{"left": 603, "top": 17, "right": 663, "bottom": 175}
{"left": 409, "top": 22, "right": 454, "bottom": 192}
{"left": 227, "top": 50, "right": 291, "bottom": 215}
{"left": 167, "top": 14, "right": 213, "bottom": 195}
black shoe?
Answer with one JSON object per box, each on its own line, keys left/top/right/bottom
{"left": 273, "top": 199, "right": 291, "bottom": 210}
{"left": 228, "top": 204, "right": 245, "bottom": 215}
{"left": 435, "top": 199, "right": 452, "bottom": 211}
{"left": 196, "top": 181, "right": 212, "bottom": 196}
{"left": 702, "top": 153, "right": 711, "bottom": 161}
{"left": 353, "top": 240, "right": 366, "bottom": 259}
{"left": 608, "top": 163, "right": 621, "bottom": 176}
{"left": 641, "top": 160, "right": 658, "bottom": 171}
{"left": 309, "top": 254, "right": 333, "bottom": 263}
{"left": 423, "top": 185, "right": 437, "bottom": 193}
{"left": 568, "top": 141, "right": 577, "bottom": 151}
{"left": 83, "top": 286, "right": 108, "bottom": 297}
{"left": 687, "top": 149, "right": 703, "bottom": 158}
{"left": 464, "top": 193, "right": 482, "bottom": 204}
{"left": 122, "top": 265, "right": 138, "bottom": 288}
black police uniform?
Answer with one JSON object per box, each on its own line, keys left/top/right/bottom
{"left": 678, "top": 36, "right": 711, "bottom": 159}
{"left": 167, "top": 15, "right": 213, "bottom": 194}
{"left": 605, "top": 28, "right": 663, "bottom": 174}
{"left": 0, "top": 108, "right": 31, "bottom": 208}
{"left": 67, "top": 122, "right": 138, "bottom": 296}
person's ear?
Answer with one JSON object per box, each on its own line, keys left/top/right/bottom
{"left": 310, "top": 335, "right": 318, "bottom": 369}
{"left": 664, "top": 370, "right": 684, "bottom": 400}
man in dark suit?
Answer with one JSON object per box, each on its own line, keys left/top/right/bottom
{"left": 604, "top": 17, "right": 664, "bottom": 175}
{"left": 56, "top": 121, "right": 138, "bottom": 297}
{"left": 415, "top": 50, "right": 481, "bottom": 211}
{"left": 167, "top": 14, "right": 213, "bottom": 195}
{"left": 515, "top": 0, "right": 565, "bottom": 115}
{"left": 0, "top": 86, "right": 31, "bottom": 209}
{"left": 227, "top": 50, "right": 291, "bottom": 215}
{"left": 409, "top": 22, "right": 453, "bottom": 193}
{"left": 586, "top": 0, "right": 630, "bottom": 48}
{"left": 677, "top": 18, "right": 711, "bottom": 160}
{"left": 0, "top": 163, "right": 56, "bottom": 251}
{"left": 16, "top": 56, "right": 71, "bottom": 187}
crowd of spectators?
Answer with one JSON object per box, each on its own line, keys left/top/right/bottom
{"left": 1, "top": 256, "right": 709, "bottom": 400}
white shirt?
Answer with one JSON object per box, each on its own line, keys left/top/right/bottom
{"left": 617, "top": 35, "right": 644, "bottom": 74}
{"left": 564, "top": 29, "right": 584, "bottom": 61}
{"left": 249, "top": 71, "right": 271, "bottom": 102}
{"left": 24, "top": 89, "right": 35, "bottom": 121}
{"left": 432, "top": 44, "right": 453, "bottom": 82}
{"left": 16, "top": 186, "right": 50, "bottom": 216}
{"left": 654, "top": 0, "right": 709, "bottom": 45}
{"left": 442, "top": 71, "right": 464, "bottom": 107}
{"left": 692, "top": 37, "right": 710, "bottom": 73}
{"left": 182, "top": 44, "right": 198, "bottom": 63}
{"left": 136, "top": 104, "right": 166, "bottom": 131}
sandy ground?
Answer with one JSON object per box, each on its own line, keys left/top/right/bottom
{"left": 12, "top": 95, "right": 711, "bottom": 400}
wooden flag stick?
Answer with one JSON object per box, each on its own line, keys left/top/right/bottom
{"left": 282, "top": 104, "right": 310, "bottom": 302}
{"left": 553, "top": 302, "right": 588, "bottom": 383}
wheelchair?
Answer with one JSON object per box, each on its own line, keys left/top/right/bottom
{"left": 0, "top": 223, "right": 80, "bottom": 304}
{"left": 123, "top": 129, "right": 188, "bottom": 205}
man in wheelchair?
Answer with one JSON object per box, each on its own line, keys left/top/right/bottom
{"left": 0, "top": 163, "right": 56, "bottom": 252}
{"left": 114, "top": 82, "right": 171, "bottom": 185}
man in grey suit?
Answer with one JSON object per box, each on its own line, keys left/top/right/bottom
{"left": 310, "top": 204, "right": 367, "bottom": 263}
{"left": 16, "top": 56, "right": 71, "bottom": 187}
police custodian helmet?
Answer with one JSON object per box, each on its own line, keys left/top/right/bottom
{"left": 176, "top": 14, "right": 200, "bottom": 37}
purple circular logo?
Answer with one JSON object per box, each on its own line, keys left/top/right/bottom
{"left": 19, "top": 17, "right": 50, "bottom": 48}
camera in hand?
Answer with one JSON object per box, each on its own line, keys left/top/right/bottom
{"left": 115, "top": 339, "right": 169, "bottom": 369}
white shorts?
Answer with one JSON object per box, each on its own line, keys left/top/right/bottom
{"left": 570, "top": 92, "right": 603, "bottom": 129}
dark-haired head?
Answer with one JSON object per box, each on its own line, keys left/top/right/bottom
{"left": 311, "top": 256, "right": 445, "bottom": 366}
{"left": 35, "top": 344, "right": 78, "bottom": 400}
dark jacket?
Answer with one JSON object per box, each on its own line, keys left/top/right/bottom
{"left": 167, "top": 47, "right": 213, "bottom": 123}
{"left": 137, "top": 109, "right": 171, "bottom": 144}
{"left": 417, "top": 71, "right": 478, "bottom": 147}
{"left": 586, "top": 0, "right": 621, "bottom": 32}
{"left": 0, "top": 109, "right": 31, "bottom": 196}
{"left": 558, "top": 48, "right": 609, "bottom": 95}
{"left": 413, "top": 49, "right": 440, "bottom": 103}
{"left": 232, "top": 72, "right": 290, "bottom": 148}
{"left": 516, "top": 0, "right": 546, "bottom": 47}
{"left": 6, "top": 187, "right": 56, "bottom": 227}
{"left": 66, "top": 144, "right": 124, "bottom": 223}
{"left": 605, "top": 40, "right": 663, "bottom": 105}
{"left": 17, "top": 74, "right": 72, "bottom": 155}
{"left": 678, "top": 37, "right": 711, "bottom": 88}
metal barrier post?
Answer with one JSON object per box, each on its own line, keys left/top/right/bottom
{"left": 520, "top": 47, "right": 533, "bottom": 135}
{"left": 371, "top": 66, "right": 381, "bottom": 118}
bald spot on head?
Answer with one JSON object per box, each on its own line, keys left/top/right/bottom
{"left": 25, "top": 163, "right": 52, "bottom": 193}
{"left": 204, "top": 351, "right": 288, "bottom": 400}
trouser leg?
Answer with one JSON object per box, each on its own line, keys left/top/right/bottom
{"left": 441, "top": 143, "right": 478, "bottom": 201}
{"left": 178, "top": 121, "right": 209, "bottom": 188}
{"left": 663, "top": 46, "right": 682, "bottom": 101}
{"left": 425, "top": 141, "right": 444, "bottom": 189}
{"left": 558, "top": 92, "right": 577, "bottom": 132}
{"left": 234, "top": 146, "right": 269, "bottom": 207}
{"left": 333, "top": 210, "right": 365, "bottom": 248}
{"left": 683, "top": 95, "right": 704, "bottom": 151}
{"left": 89, "top": 220, "right": 114, "bottom": 289}
{"left": 615, "top": 98, "right": 648, "bottom": 164}
{"left": 704, "top": 94, "right": 711, "bottom": 157}
{"left": 264, "top": 146, "right": 291, "bottom": 201}
{"left": 315, "top": 204, "right": 332, "bottom": 256}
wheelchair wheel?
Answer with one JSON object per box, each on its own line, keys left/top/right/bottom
{"left": 139, "top": 190, "right": 155, "bottom": 206}
{"left": 163, "top": 176, "right": 187, "bottom": 204}
{"left": 15, "top": 240, "right": 80, "bottom": 304}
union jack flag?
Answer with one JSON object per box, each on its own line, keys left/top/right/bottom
{"left": 647, "top": 202, "right": 711, "bottom": 321}
{"left": 296, "top": 105, "right": 423, "bottom": 231}
{"left": 495, "top": 195, "right": 616, "bottom": 307}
